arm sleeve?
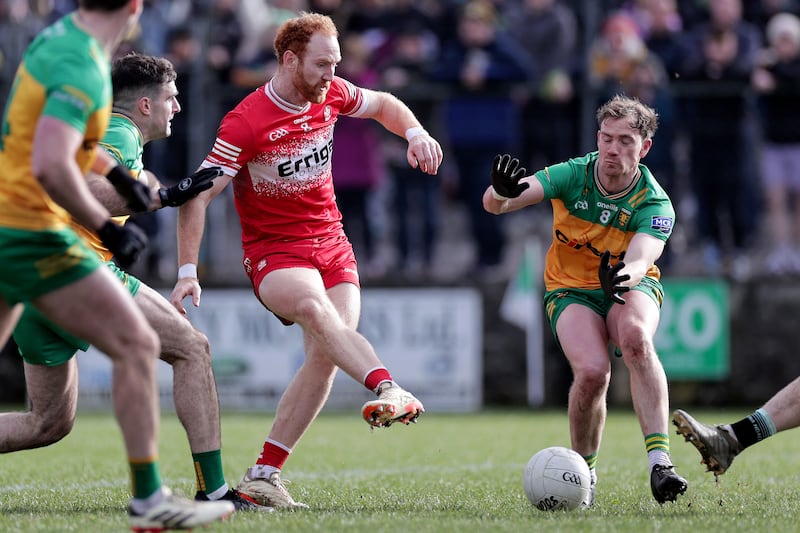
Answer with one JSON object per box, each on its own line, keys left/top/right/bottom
{"left": 202, "top": 112, "right": 257, "bottom": 177}
{"left": 632, "top": 200, "right": 675, "bottom": 242}
{"left": 40, "top": 55, "right": 106, "bottom": 135}
{"left": 534, "top": 160, "right": 578, "bottom": 201}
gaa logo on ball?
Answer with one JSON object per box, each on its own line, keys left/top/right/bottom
{"left": 523, "top": 446, "right": 591, "bottom": 511}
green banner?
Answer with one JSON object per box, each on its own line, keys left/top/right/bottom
{"left": 655, "top": 279, "right": 729, "bottom": 380}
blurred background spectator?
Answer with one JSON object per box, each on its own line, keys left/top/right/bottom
{"left": 6, "top": 0, "right": 800, "bottom": 285}
{"left": 752, "top": 12, "right": 800, "bottom": 275}
{"left": 0, "top": 0, "right": 44, "bottom": 105}
{"left": 331, "top": 32, "right": 390, "bottom": 279}
{"left": 429, "top": 0, "right": 535, "bottom": 280}
{"left": 380, "top": 20, "right": 443, "bottom": 279}
{"left": 205, "top": 0, "right": 247, "bottom": 111}
{"left": 308, "top": 0, "right": 354, "bottom": 30}
{"left": 589, "top": 10, "right": 677, "bottom": 195}
{"left": 507, "top": 0, "right": 580, "bottom": 170}
{"left": 673, "top": 0, "right": 762, "bottom": 279}
{"left": 636, "top": 0, "right": 686, "bottom": 76}
{"left": 745, "top": 0, "right": 800, "bottom": 30}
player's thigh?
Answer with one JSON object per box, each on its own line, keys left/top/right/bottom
{"left": 0, "top": 298, "right": 22, "bottom": 347}
{"left": 555, "top": 303, "right": 610, "bottom": 373}
{"left": 32, "top": 267, "right": 154, "bottom": 359}
{"left": 23, "top": 358, "right": 79, "bottom": 423}
{"left": 133, "top": 282, "right": 206, "bottom": 363}
{"left": 258, "top": 267, "right": 330, "bottom": 321}
{"left": 606, "top": 289, "right": 660, "bottom": 348}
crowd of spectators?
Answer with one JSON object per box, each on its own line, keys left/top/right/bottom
{"left": 4, "top": 0, "right": 800, "bottom": 284}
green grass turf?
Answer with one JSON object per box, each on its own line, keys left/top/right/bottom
{"left": 0, "top": 408, "right": 797, "bottom": 532}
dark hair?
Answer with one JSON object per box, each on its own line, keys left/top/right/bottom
{"left": 112, "top": 53, "right": 177, "bottom": 110}
{"left": 78, "top": 0, "right": 131, "bottom": 10}
{"left": 596, "top": 94, "right": 659, "bottom": 140}
{"left": 273, "top": 12, "right": 338, "bottom": 64}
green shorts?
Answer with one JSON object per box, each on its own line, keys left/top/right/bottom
{"left": 13, "top": 261, "right": 142, "bottom": 367}
{"left": 0, "top": 226, "right": 102, "bottom": 305}
{"left": 543, "top": 276, "right": 664, "bottom": 352}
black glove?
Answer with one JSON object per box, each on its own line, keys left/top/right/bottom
{"left": 599, "top": 251, "right": 630, "bottom": 305}
{"left": 97, "top": 220, "right": 148, "bottom": 269}
{"left": 158, "top": 166, "right": 222, "bottom": 207}
{"left": 491, "top": 154, "right": 529, "bottom": 199}
{"left": 105, "top": 165, "right": 152, "bottom": 213}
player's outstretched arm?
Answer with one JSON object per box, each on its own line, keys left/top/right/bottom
{"left": 90, "top": 148, "right": 152, "bottom": 212}
{"left": 86, "top": 170, "right": 152, "bottom": 216}
{"left": 613, "top": 233, "right": 666, "bottom": 287}
{"left": 89, "top": 148, "right": 155, "bottom": 215}
{"left": 483, "top": 153, "right": 544, "bottom": 215}
{"left": 158, "top": 166, "right": 222, "bottom": 208}
{"left": 170, "top": 171, "right": 231, "bottom": 316}
{"left": 89, "top": 165, "right": 223, "bottom": 215}
{"left": 490, "top": 154, "right": 529, "bottom": 200}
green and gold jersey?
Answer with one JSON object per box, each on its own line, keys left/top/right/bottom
{"left": 100, "top": 113, "right": 145, "bottom": 176}
{"left": 0, "top": 14, "right": 111, "bottom": 231}
{"left": 536, "top": 152, "right": 675, "bottom": 292}
{"left": 73, "top": 113, "right": 146, "bottom": 260}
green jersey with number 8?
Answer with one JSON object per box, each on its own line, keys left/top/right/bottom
{"left": 535, "top": 151, "right": 675, "bottom": 292}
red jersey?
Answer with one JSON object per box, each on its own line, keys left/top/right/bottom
{"left": 202, "top": 77, "right": 369, "bottom": 247}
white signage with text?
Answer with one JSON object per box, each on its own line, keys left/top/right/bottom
{"left": 77, "top": 288, "right": 483, "bottom": 412}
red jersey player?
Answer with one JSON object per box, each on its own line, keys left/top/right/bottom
{"left": 170, "top": 12, "right": 442, "bottom": 509}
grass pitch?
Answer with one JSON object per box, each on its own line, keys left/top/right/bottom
{"left": 0, "top": 408, "right": 797, "bottom": 532}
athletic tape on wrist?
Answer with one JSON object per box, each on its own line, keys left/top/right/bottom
{"left": 178, "top": 263, "right": 198, "bottom": 279}
{"left": 404, "top": 126, "right": 427, "bottom": 141}
{"left": 491, "top": 187, "right": 509, "bottom": 201}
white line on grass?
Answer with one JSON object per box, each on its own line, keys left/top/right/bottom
{"left": 0, "top": 461, "right": 523, "bottom": 493}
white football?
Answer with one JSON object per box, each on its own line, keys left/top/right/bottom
{"left": 523, "top": 446, "right": 591, "bottom": 511}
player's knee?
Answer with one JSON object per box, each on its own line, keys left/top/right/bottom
{"left": 121, "top": 325, "right": 161, "bottom": 368}
{"left": 293, "top": 296, "right": 331, "bottom": 332}
{"left": 161, "top": 328, "right": 210, "bottom": 366}
{"left": 617, "top": 331, "right": 654, "bottom": 365}
{"left": 36, "top": 410, "right": 75, "bottom": 446}
{"left": 573, "top": 364, "right": 610, "bottom": 394}
{"left": 138, "top": 326, "right": 161, "bottom": 358}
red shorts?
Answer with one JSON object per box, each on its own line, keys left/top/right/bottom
{"left": 243, "top": 234, "right": 360, "bottom": 325}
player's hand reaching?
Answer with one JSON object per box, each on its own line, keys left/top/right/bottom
{"left": 406, "top": 129, "right": 443, "bottom": 175}
{"left": 105, "top": 165, "right": 152, "bottom": 212}
{"left": 170, "top": 277, "right": 202, "bottom": 317}
{"left": 491, "top": 154, "right": 529, "bottom": 200}
{"left": 599, "top": 251, "right": 630, "bottom": 305}
{"left": 159, "top": 166, "right": 222, "bottom": 207}
{"left": 97, "top": 220, "right": 148, "bottom": 269}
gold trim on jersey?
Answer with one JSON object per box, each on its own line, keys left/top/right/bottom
{"left": 63, "top": 85, "right": 94, "bottom": 110}
{"left": 627, "top": 188, "right": 648, "bottom": 208}
{"left": 593, "top": 162, "right": 642, "bottom": 199}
